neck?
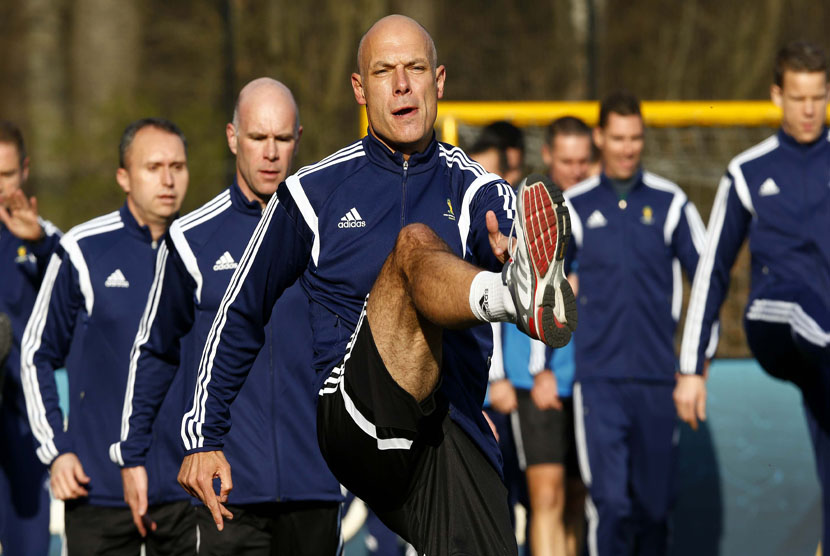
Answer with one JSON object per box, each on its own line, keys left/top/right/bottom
{"left": 126, "top": 197, "right": 168, "bottom": 241}
{"left": 368, "top": 126, "right": 428, "bottom": 161}
{"left": 236, "top": 175, "right": 269, "bottom": 210}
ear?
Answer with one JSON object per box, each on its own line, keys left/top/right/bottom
{"left": 21, "top": 156, "right": 30, "bottom": 184}
{"left": 771, "top": 83, "right": 783, "bottom": 108}
{"left": 226, "top": 123, "right": 238, "bottom": 156}
{"left": 116, "top": 167, "right": 131, "bottom": 194}
{"left": 435, "top": 65, "right": 446, "bottom": 100}
{"left": 351, "top": 73, "right": 366, "bottom": 106}
{"left": 541, "top": 142, "right": 552, "bottom": 168}
{"left": 592, "top": 127, "right": 604, "bottom": 150}
{"left": 294, "top": 125, "right": 303, "bottom": 156}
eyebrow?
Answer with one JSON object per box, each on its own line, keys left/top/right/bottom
{"left": 370, "top": 56, "right": 430, "bottom": 69}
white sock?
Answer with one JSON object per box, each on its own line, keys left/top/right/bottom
{"left": 469, "top": 271, "right": 516, "bottom": 322}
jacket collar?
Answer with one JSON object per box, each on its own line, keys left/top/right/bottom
{"left": 777, "top": 126, "right": 830, "bottom": 153}
{"left": 230, "top": 179, "right": 265, "bottom": 216}
{"left": 120, "top": 202, "right": 156, "bottom": 244}
{"left": 599, "top": 168, "right": 644, "bottom": 192}
{"left": 361, "top": 129, "right": 440, "bottom": 174}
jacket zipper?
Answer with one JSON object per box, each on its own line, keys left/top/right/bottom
{"left": 401, "top": 160, "right": 409, "bottom": 227}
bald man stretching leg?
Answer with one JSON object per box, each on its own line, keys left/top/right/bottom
{"left": 179, "top": 17, "right": 576, "bottom": 556}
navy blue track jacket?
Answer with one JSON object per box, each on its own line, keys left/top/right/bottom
{"left": 109, "top": 183, "right": 341, "bottom": 504}
{"left": 181, "top": 133, "right": 515, "bottom": 472}
{"left": 680, "top": 128, "right": 830, "bottom": 374}
{"left": 564, "top": 170, "right": 712, "bottom": 382}
{"left": 1, "top": 219, "right": 60, "bottom": 412}
{"left": 20, "top": 204, "right": 187, "bottom": 506}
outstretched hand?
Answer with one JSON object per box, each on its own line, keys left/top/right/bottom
{"left": 0, "top": 189, "right": 43, "bottom": 241}
{"left": 486, "top": 210, "right": 512, "bottom": 264}
{"left": 178, "top": 451, "right": 234, "bottom": 530}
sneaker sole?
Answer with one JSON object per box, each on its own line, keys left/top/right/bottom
{"left": 520, "top": 176, "right": 578, "bottom": 348}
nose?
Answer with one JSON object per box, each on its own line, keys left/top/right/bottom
{"left": 265, "top": 138, "right": 278, "bottom": 161}
{"left": 804, "top": 98, "right": 816, "bottom": 117}
{"left": 161, "top": 166, "right": 174, "bottom": 187}
{"left": 393, "top": 66, "right": 411, "bottom": 96}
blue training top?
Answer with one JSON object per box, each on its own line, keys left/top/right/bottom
{"left": 681, "top": 128, "right": 830, "bottom": 374}
{"left": 21, "top": 204, "right": 187, "bottom": 506}
{"left": 109, "top": 183, "right": 341, "bottom": 504}
{"left": 1, "top": 218, "right": 60, "bottom": 414}
{"left": 180, "top": 133, "right": 515, "bottom": 474}
{"left": 564, "top": 170, "right": 712, "bottom": 383}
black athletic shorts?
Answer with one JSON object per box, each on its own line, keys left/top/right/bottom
{"left": 64, "top": 499, "right": 195, "bottom": 556}
{"left": 197, "top": 501, "right": 341, "bottom": 556}
{"left": 317, "top": 310, "right": 518, "bottom": 556}
{"left": 514, "top": 389, "right": 579, "bottom": 475}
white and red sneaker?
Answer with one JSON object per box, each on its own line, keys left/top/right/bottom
{"left": 504, "top": 174, "right": 577, "bottom": 348}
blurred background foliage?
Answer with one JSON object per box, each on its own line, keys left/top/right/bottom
{"left": 1, "top": 0, "right": 828, "bottom": 356}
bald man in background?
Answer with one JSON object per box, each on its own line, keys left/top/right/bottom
{"left": 109, "top": 78, "right": 342, "bottom": 555}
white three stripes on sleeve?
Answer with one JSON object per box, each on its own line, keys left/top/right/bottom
{"left": 110, "top": 243, "right": 170, "bottom": 466}
{"left": 181, "top": 195, "right": 282, "bottom": 450}
{"left": 20, "top": 253, "right": 64, "bottom": 465}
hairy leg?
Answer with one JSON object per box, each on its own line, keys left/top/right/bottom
{"left": 367, "top": 223, "right": 482, "bottom": 401}
{"left": 526, "top": 463, "right": 567, "bottom": 556}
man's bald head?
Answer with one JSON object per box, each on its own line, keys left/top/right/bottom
{"left": 227, "top": 77, "right": 302, "bottom": 208}
{"left": 232, "top": 78, "right": 300, "bottom": 136}
{"left": 356, "top": 15, "right": 438, "bottom": 78}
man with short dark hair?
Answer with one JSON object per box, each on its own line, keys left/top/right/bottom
{"left": 110, "top": 78, "right": 343, "bottom": 555}
{"left": 565, "top": 92, "right": 709, "bottom": 555}
{"left": 679, "top": 39, "right": 830, "bottom": 549}
{"left": 178, "top": 15, "right": 575, "bottom": 556}
{"left": 543, "top": 116, "right": 594, "bottom": 190}
{"left": 21, "top": 118, "right": 195, "bottom": 555}
{"left": 469, "top": 120, "right": 525, "bottom": 185}
{"left": 0, "top": 120, "right": 61, "bottom": 555}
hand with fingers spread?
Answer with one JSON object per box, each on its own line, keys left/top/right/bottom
{"left": 0, "top": 188, "right": 44, "bottom": 241}
{"left": 50, "top": 453, "right": 91, "bottom": 500}
{"left": 178, "top": 451, "right": 234, "bottom": 530}
{"left": 489, "top": 379, "right": 518, "bottom": 415}
{"left": 531, "top": 369, "right": 562, "bottom": 411}
{"left": 674, "top": 362, "right": 709, "bottom": 431}
{"left": 121, "top": 466, "right": 156, "bottom": 537}
{"left": 486, "top": 210, "right": 512, "bottom": 264}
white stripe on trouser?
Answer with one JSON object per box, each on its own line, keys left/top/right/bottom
{"left": 573, "top": 383, "right": 599, "bottom": 556}
{"left": 318, "top": 297, "right": 414, "bottom": 450}
{"left": 747, "top": 299, "right": 830, "bottom": 348}
{"left": 338, "top": 378, "right": 413, "bottom": 450}
{"left": 510, "top": 411, "right": 527, "bottom": 471}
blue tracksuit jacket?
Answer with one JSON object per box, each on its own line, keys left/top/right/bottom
{"left": 1, "top": 219, "right": 60, "bottom": 553}
{"left": 564, "top": 170, "right": 710, "bottom": 382}
{"left": 681, "top": 128, "right": 830, "bottom": 374}
{"left": 109, "top": 182, "right": 341, "bottom": 503}
{"left": 2, "top": 219, "right": 60, "bottom": 414}
{"left": 20, "top": 204, "right": 187, "bottom": 506}
{"left": 181, "top": 133, "right": 515, "bottom": 473}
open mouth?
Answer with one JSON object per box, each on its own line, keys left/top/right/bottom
{"left": 393, "top": 107, "right": 416, "bottom": 117}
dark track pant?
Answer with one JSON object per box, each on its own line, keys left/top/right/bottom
{"left": 574, "top": 380, "right": 677, "bottom": 556}
{"left": 64, "top": 499, "right": 195, "bottom": 556}
{"left": 744, "top": 284, "right": 830, "bottom": 550}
